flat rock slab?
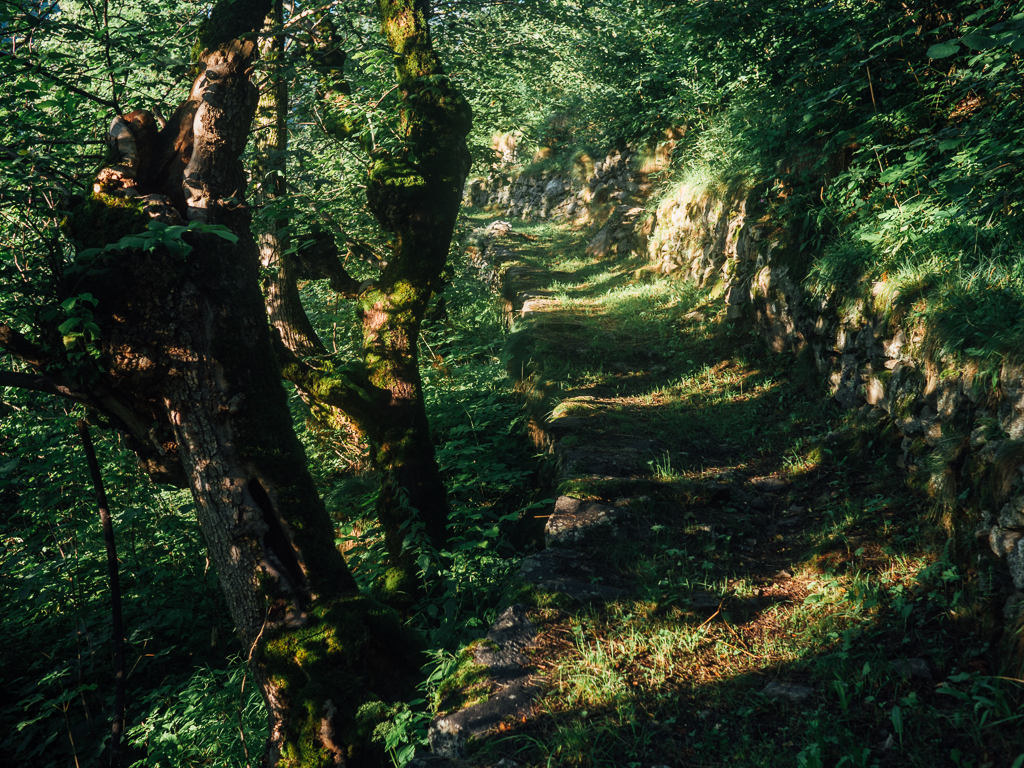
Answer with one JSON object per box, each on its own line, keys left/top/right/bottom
{"left": 429, "top": 678, "right": 541, "bottom": 758}
{"left": 474, "top": 604, "right": 536, "bottom": 682}
{"left": 409, "top": 755, "right": 458, "bottom": 768}
{"left": 545, "top": 496, "right": 626, "bottom": 547}
{"left": 762, "top": 681, "right": 814, "bottom": 704}
{"left": 701, "top": 482, "right": 732, "bottom": 502}
{"left": 545, "top": 416, "right": 596, "bottom": 437}
{"left": 558, "top": 444, "right": 647, "bottom": 477}
{"left": 519, "top": 297, "right": 560, "bottom": 319}
{"left": 688, "top": 591, "right": 724, "bottom": 610}
{"left": 519, "top": 547, "right": 630, "bottom": 602}
{"left": 429, "top": 605, "right": 540, "bottom": 758}
{"left": 485, "top": 220, "right": 514, "bottom": 237}
{"left": 502, "top": 266, "right": 549, "bottom": 305}
{"left": 488, "top": 244, "right": 516, "bottom": 263}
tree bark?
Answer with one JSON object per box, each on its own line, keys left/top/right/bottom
{"left": 253, "top": 1, "right": 325, "bottom": 361}
{"left": 252, "top": 5, "right": 367, "bottom": 462}
{"left": 293, "top": 1, "right": 472, "bottom": 594}
{"left": 7, "top": 5, "right": 424, "bottom": 765}
{"left": 361, "top": 0, "right": 472, "bottom": 587}
{"left": 77, "top": 421, "right": 127, "bottom": 768}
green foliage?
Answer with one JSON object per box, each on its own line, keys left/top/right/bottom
{"left": 378, "top": 700, "right": 431, "bottom": 768}
{"left": 125, "top": 660, "right": 266, "bottom": 768}
{"left": 435, "top": 2, "right": 659, "bottom": 167}
{"left": 53, "top": 292, "right": 102, "bottom": 360}
{"left": 76, "top": 220, "right": 240, "bottom": 261}
{"left": 307, "top": 230, "right": 545, "bottom": 644}
{"left": 632, "top": 0, "right": 1024, "bottom": 375}
{"left": 7, "top": 0, "right": 1024, "bottom": 766}
{"left": 0, "top": 395, "right": 256, "bottom": 768}
{"left": 444, "top": 214, "right": 1024, "bottom": 768}
{"left": 447, "top": 0, "right": 1024, "bottom": 369}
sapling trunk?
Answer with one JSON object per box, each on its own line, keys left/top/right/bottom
{"left": 77, "top": 421, "right": 126, "bottom": 768}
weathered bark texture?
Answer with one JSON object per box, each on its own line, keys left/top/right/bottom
{"left": 2, "top": 4, "right": 422, "bottom": 766}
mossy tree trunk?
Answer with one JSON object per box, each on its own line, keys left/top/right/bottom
{"left": 253, "top": 0, "right": 326, "bottom": 361}
{"left": 1, "top": 4, "right": 421, "bottom": 766}
{"left": 287, "top": 0, "right": 472, "bottom": 592}
{"left": 362, "top": 0, "right": 472, "bottom": 584}
{"left": 252, "top": 4, "right": 368, "bottom": 461}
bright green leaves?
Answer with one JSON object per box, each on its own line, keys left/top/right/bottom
{"left": 32, "top": 293, "right": 104, "bottom": 362}
{"left": 927, "top": 34, "right": 1013, "bottom": 58}
{"left": 927, "top": 7, "right": 1024, "bottom": 59}
{"left": 56, "top": 293, "right": 101, "bottom": 356}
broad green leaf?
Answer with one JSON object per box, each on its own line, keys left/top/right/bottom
{"left": 927, "top": 41, "right": 961, "bottom": 58}
{"left": 961, "top": 34, "right": 996, "bottom": 50}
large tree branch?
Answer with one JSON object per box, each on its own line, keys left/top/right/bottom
{"left": 0, "top": 369, "right": 88, "bottom": 400}
{"left": 293, "top": 227, "right": 362, "bottom": 297}
{"left": 0, "top": 325, "right": 187, "bottom": 487}
{"left": 273, "top": 333, "right": 381, "bottom": 434}
{"left": 0, "top": 323, "right": 53, "bottom": 369}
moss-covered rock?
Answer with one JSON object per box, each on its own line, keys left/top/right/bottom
{"left": 431, "top": 643, "right": 493, "bottom": 715}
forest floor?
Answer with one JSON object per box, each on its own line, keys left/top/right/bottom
{"left": 437, "top": 211, "right": 1024, "bottom": 768}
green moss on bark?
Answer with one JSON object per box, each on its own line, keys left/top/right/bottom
{"left": 261, "top": 594, "right": 423, "bottom": 767}
{"left": 66, "top": 193, "right": 148, "bottom": 251}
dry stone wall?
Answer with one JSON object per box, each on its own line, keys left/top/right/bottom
{"left": 647, "top": 182, "right": 1024, "bottom": 619}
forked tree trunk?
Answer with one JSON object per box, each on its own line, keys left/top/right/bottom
{"left": 1, "top": 0, "right": 468, "bottom": 761}
{"left": 253, "top": 6, "right": 368, "bottom": 465}
{"left": 274, "top": 0, "right": 472, "bottom": 595}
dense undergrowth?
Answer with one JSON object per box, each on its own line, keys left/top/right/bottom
{"left": 449, "top": 0, "right": 1024, "bottom": 368}
{"left": 4, "top": 186, "right": 1023, "bottom": 768}
{"left": 709, "top": 1, "right": 1024, "bottom": 370}
{"left": 4, "top": 1, "right": 1024, "bottom": 766}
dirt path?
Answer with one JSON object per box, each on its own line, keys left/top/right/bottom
{"left": 430, "top": 214, "right": 1018, "bottom": 768}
